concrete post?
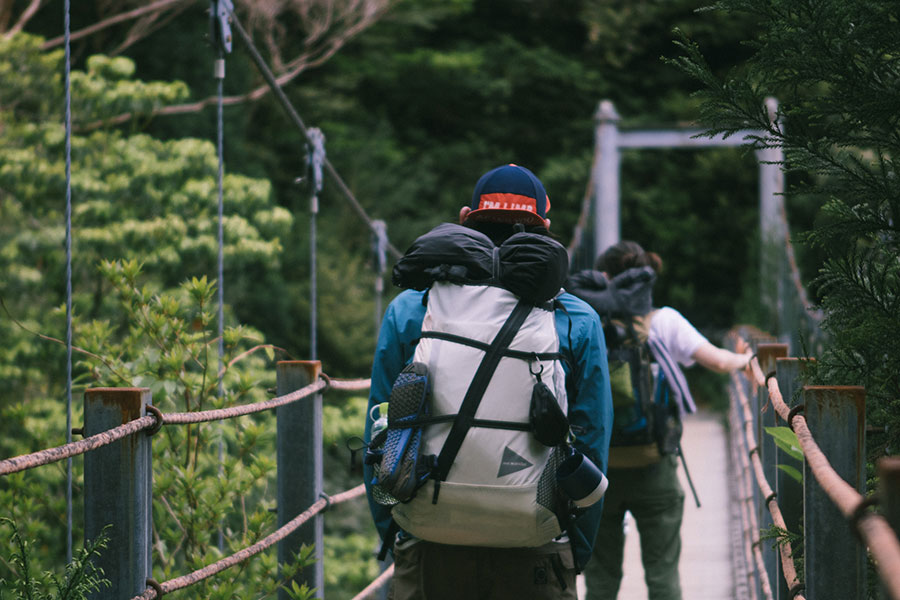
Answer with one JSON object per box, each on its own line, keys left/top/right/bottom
{"left": 593, "top": 100, "right": 621, "bottom": 259}
{"left": 83, "top": 388, "right": 152, "bottom": 600}
{"left": 802, "top": 386, "right": 866, "bottom": 600}
{"left": 277, "top": 361, "right": 324, "bottom": 599}
{"left": 774, "top": 358, "right": 808, "bottom": 599}
{"left": 756, "top": 344, "right": 788, "bottom": 597}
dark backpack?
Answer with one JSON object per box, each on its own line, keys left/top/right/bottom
{"left": 565, "top": 268, "right": 681, "bottom": 455}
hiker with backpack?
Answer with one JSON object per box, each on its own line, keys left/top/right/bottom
{"left": 363, "top": 164, "right": 614, "bottom": 600}
{"left": 565, "top": 239, "right": 752, "bottom": 600}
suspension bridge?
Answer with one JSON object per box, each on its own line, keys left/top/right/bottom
{"left": 2, "top": 2, "right": 900, "bottom": 600}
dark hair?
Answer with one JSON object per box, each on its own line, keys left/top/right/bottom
{"left": 594, "top": 240, "right": 663, "bottom": 276}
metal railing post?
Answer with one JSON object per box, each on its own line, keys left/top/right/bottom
{"left": 774, "top": 357, "right": 808, "bottom": 599}
{"left": 757, "top": 343, "right": 788, "bottom": 597}
{"left": 277, "top": 361, "right": 324, "bottom": 599}
{"left": 83, "top": 387, "right": 152, "bottom": 599}
{"left": 802, "top": 386, "right": 866, "bottom": 600}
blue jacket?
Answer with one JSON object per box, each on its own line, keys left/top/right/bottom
{"left": 363, "top": 288, "right": 613, "bottom": 570}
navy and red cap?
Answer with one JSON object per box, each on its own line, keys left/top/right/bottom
{"left": 466, "top": 164, "right": 550, "bottom": 226}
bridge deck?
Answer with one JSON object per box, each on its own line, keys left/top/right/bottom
{"left": 578, "top": 409, "right": 736, "bottom": 599}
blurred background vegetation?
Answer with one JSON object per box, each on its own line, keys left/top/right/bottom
{"left": 1, "top": 0, "right": 896, "bottom": 597}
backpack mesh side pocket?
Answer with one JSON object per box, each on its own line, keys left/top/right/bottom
{"left": 374, "top": 362, "right": 432, "bottom": 503}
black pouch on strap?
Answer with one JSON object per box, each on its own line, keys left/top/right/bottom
{"left": 530, "top": 381, "right": 569, "bottom": 447}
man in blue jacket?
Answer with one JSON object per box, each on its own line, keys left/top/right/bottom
{"left": 364, "top": 164, "right": 613, "bottom": 599}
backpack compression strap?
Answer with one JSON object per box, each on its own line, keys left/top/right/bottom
{"left": 432, "top": 299, "right": 533, "bottom": 487}
{"left": 419, "top": 331, "right": 561, "bottom": 362}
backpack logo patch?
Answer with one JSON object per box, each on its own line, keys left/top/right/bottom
{"left": 497, "top": 446, "right": 533, "bottom": 477}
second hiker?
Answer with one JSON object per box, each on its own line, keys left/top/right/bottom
{"left": 566, "top": 239, "right": 752, "bottom": 600}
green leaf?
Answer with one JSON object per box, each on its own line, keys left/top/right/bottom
{"left": 764, "top": 426, "right": 803, "bottom": 462}
{"left": 776, "top": 464, "right": 803, "bottom": 485}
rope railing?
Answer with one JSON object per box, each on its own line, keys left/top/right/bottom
{"left": 0, "top": 372, "right": 382, "bottom": 598}
{"left": 351, "top": 563, "right": 394, "bottom": 600}
{"left": 131, "top": 484, "right": 367, "bottom": 600}
{"left": 0, "top": 415, "right": 157, "bottom": 476}
{"left": 0, "top": 375, "right": 370, "bottom": 475}
{"left": 727, "top": 358, "right": 803, "bottom": 600}
{"left": 727, "top": 346, "right": 900, "bottom": 600}
{"left": 747, "top": 357, "right": 900, "bottom": 599}
{"left": 728, "top": 393, "right": 763, "bottom": 600}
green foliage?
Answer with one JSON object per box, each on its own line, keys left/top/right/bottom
{"left": 765, "top": 425, "right": 803, "bottom": 484}
{"left": 765, "top": 426, "right": 802, "bottom": 462}
{"left": 0, "top": 518, "right": 110, "bottom": 600}
{"left": 759, "top": 523, "right": 803, "bottom": 582}
{"left": 671, "top": 0, "right": 900, "bottom": 457}
{"left": 76, "top": 261, "right": 309, "bottom": 597}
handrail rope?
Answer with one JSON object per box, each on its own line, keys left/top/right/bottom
{"left": 322, "top": 377, "right": 371, "bottom": 392}
{"left": 729, "top": 366, "right": 805, "bottom": 599}
{"left": 728, "top": 390, "right": 771, "bottom": 600}
{"left": 0, "top": 376, "right": 372, "bottom": 475}
{"left": 746, "top": 356, "right": 900, "bottom": 599}
{"left": 0, "top": 415, "right": 157, "bottom": 476}
{"left": 725, "top": 397, "right": 754, "bottom": 600}
{"left": 350, "top": 563, "right": 394, "bottom": 600}
{"left": 162, "top": 378, "right": 327, "bottom": 425}
{"left": 730, "top": 399, "right": 760, "bottom": 600}
{"left": 130, "top": 484, "right": 366, "bottom": 600}
{"left": 226, "top": 9, "right": 402, "bottom": 260}
{"left": 161, "top": 376, "right": 370, "bottom": 424}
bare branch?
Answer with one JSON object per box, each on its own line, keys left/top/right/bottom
{"left": 110, "top": 4, "right": 190, "bottom": 56}
{"left": 0, "top": 296, "right": 132, "bottom": 384}
{"left": 75, "top": 1, "right": 391, "bottom": 132}
{"left": 41, "top": 0, "right": 188, "bottom": 49}
{"left": 3, "top": 0, "right": 44, "bottom": 38}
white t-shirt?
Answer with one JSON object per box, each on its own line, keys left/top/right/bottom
{"left": 648, "top": 306, "right": 708, "bottom": 367}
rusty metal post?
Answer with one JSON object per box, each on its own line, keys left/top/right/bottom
{"left": 83, "top": 388, "right": 152, "bottom": 599}
{"left": 774, "top": 358, "right": 808, "bottom": 599}
{"left": 277, "top": 361, "right": 323, "bottom": 599}
{"left": 802, "top": 386, "right": 866, "bottom": 600}
{"left": 756, "top": 344, "right": 788, "bottom": 598}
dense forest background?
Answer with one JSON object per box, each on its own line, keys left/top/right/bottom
{"left": 2, "top": 0, "right": 896, "bottom": 597}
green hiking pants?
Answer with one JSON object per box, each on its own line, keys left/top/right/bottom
{"left": 583, "top": 455, "right": 685, "bottom": 600}
{"left": 389, "top": 537, "right": 577, "bottom": 600}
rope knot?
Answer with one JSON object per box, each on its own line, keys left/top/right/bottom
{"left": 145, "top": 405, "right": 164, "bottom": 436}
{"left": 787, "top": 404, "right": 805, "bottom": 431}
{"left": 319, "top": 372, "right": 333, "bottom": 390}
{"left": 146, "top": 577, "right": 164, "bottom": 598}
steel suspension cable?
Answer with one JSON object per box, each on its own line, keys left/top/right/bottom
{"left": 63, "top": 0, "right": 74, "bottom": 564}
{"left": 225, "top": 9, "right": 402, "bottom": 260}
{"left": 215, "top": 41, "right": 227, "bottom": 553}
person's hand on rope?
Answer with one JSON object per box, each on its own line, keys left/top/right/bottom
{"left": 733, "top": 336, "right": 754, "bottom": 377}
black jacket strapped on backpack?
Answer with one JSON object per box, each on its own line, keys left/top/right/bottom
{"left": 392, "top": 223, "right": 569, "bottom": 305}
